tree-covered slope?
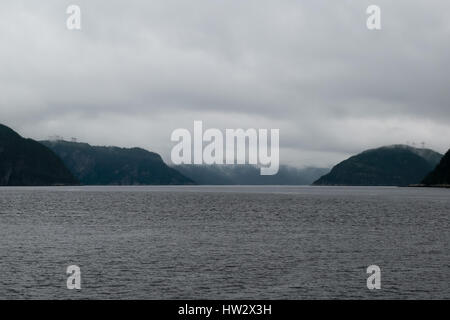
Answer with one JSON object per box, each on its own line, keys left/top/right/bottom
{"left": 42, "top": 140, "right": 194, "bottom": 185}
{"left": 313, "top": 145, "right": 442, "bottom": 186}
{"left": 0, "top": 124, "right": 78, "bottom": 186}
{"left": 422, "top": 149, "right": 450, "bottom": 186}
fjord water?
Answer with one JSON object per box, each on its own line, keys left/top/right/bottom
{"left": 0, "top": 186, "right": 449, "bottom": 299}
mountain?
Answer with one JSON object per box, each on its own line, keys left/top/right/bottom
{"left": 173, "top": 164, "right": 329, "bottom": 185}
{"left": 42, "top": 140, "right": 194, "bottom": 185}
{"left": 422, "top": 149, "right": 450, "bottom": 186}
{"left": 0, "top": 124, "right": 78, "bottom": 186}
{"left": 313, "top": 145, "right": 442, "bottom": 187}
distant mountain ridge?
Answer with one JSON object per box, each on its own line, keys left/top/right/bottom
{"left": 422, "top": 149, "right": 450, "bottom": 186}
{"left": 313, "top": 145, "right": 442, "bottom": 187}
{"left": 2, "top": 122, "right": 446, "bottom": 187}
{"left": 42, "top": 140, "right": 194, "bottom": 185}
{"left": 174, "top": 164, "right": 329, "bottom": 185}
{"left": 0, "top": 124, "right": 78, "bottom": 186}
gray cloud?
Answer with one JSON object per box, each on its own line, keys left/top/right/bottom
{"left": 1, "top": 0, "right": 449, "bottom": 167}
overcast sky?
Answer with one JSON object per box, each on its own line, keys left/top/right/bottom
{"left": 1, "top": 0, "right": 449, "bottom": 167}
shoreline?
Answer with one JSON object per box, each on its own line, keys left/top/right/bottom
{"left": 408, "top": 184, "right": 450, "bottom": 189}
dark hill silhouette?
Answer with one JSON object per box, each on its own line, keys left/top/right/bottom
{"left": 422, "top": 149, "right": 450, "bottom": 186}
{"left": 313, "top": 145, "right": 442, "bottom": 187}
{"left": 41, "top": 140, "right": 194, "bottom": 185}
{"left": 0, "top": 124, "right": 78, "bottom": 186}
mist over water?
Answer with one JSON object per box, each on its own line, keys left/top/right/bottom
{"left": 0, "top": 186, "right": 449, "bottom": 299}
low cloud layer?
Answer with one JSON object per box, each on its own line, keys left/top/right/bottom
{"left": 1, "top": 0, "right": 449, "bottom": 167}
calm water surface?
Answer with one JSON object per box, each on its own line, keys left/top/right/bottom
{"left": 0, "top": 186, "right": 449, "bottom": 299}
